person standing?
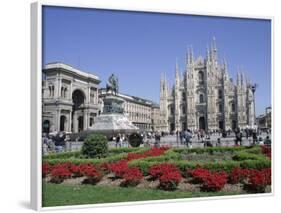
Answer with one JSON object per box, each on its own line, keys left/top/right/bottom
{"left": 252, "top": 130, "right": 257, "bottom": 145}
{"left": 154, "top": 132, "right": 161, "bottom": 148}
{"left": 185, "top": 129, "right": 192, "bottom": 148}
{"left": 116, "top": 133, "right": 121, "bottom": 148}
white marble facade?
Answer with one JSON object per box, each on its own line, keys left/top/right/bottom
{"left": 159, "top": 38, "right": 256, "bottom": 132}
{"left": 42, "top": 63, "right": 101, "bottom": 133}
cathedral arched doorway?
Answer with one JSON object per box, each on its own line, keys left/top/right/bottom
{"left": 232, "top": 120, "right": 237, "bottom": 130}
{"left": 170, "top": 123, "right": 175, "bottom": 132}
{"left": 219, "top": 120, "right": 224, "bottom": 130}
{"left": 199, "top": 117, "right": 206, "bottom": 130}
{"left": 60, "top": 115, "right": 66, "bottom": 131}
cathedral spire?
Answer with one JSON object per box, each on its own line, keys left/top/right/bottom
{"left": 206, "top": 45, "right": 210, "bottom": 62}
{"left": 210, "top": 36, "right": 218, "bottom": 63}
{"left": 186, "top": 46, "right": 190, "bottom": 66}
{"left": 175, "top": 58, "right": 180, "bottom": 74}
{"left": 237, "top": 67, "right": 241, "bottom": 86}
{"left": 186, "top": 46, "right": 194, "bottom": 66}
{"left": 223, "top": 58, "right": 228, "bottom": 71}
{"left": 175, "top": 58, "right": 180, "bottom": 86}
{"left": 190, "top": 45, "right": 194, "bottom": 63}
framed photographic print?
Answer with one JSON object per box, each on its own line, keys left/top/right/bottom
{"left": 31, "top": 1, "right": 273, "bottom": 210}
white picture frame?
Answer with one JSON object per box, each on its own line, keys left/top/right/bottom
{"left": 31, "top": 1, "right": 274, "bottom": 211}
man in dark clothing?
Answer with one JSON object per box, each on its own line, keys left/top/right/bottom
{"left": 252, "top": 130, "right": 257, "bottom": 145}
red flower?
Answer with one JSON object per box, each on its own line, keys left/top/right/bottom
{"left": 188, "top": 168, "right": 211, "bottom": 184}
{"left": 50, "top": 164, "right": 72, "bottom": 183}
{"left": 149, "top": 163, "right": 179, "bottom": 180}
{"left": 122, "top": 167, "right": 143, "bottom": 186}
{"left": 201, "top": 171, "right": 228, "bottom": 192}
{"left": 108, "top": 160, "right": 129, "bottom": 178}
{"left": 246, "top": 168, "right": 271, "bottom": 193}
{"left": 144, "top": 147, "right": 166, "bottom": 157}
{"left": 125, "top": 153, "right": 146, "bottom": 161}
{"left": 228, "top": 167, "right": 252, "bottom": 184}
{"left": 69, "top": 164, "right": 85, "bottom": 177}
{"left": 159, "top": 170, "right": 182, "bottom": 190}
{"left": 261, "top": 145, "right": 271, "bottom": 159}
{"left": 42, "top": 162, "right": 51, "bottom": 178}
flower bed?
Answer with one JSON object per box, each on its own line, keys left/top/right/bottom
{"left": 42, "top": 146, "right": 271, "bottom": 194}
{"left": 122, "top": 167, "right": 143, "bottom": 186}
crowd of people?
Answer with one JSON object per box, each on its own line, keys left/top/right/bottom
{"left": 42, "top": 132, "right": 69, "bottom": 154}
{"left": 42, "top": 127, "right": 271, "bottom": 155}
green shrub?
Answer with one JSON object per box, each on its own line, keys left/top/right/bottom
{"left": 43, "top": 151, "right": 81, "bottom": 160}
{"left": 81, "top": 134, "right": 108, "bottom": 158}
{"left": 128, "top": 133, "right": 143, "bottom": 147}
{"left": 202, "top": 161, "right": 240, "bottom": 173}
{"left": 109, "top": 147, "right": 148, "bottom": 154}
{"left": 243, "top": 146, "right": 262, "bottom": 154}
{"left": 232, "top": 151, "right": 267, "bottom": 161}
{"left": 240, "top": 159, "right": 271, "bottom": 170}
{"left": 128, "top": 160, "right": 157, "bottom": 175}
{"left": 173, "top": 146, "right": 246, "bottom": 155}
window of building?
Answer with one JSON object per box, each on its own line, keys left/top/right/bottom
{"left": 49, "top": 85, "right": 54, "bottom": 97}
{"left": 231, "top": 103, "right": 235, "bottom": 112}
{"left": 199, "top": 94, "right": 204, "bottom": 103}
{"left": 182, "top": 105, "right": 186, "bottom": 114}
{"left": 198, "top": 71, "right": 204, "bottom": 85}
{"left": 219, "top": 104, "right": 223, "bottom": 113}
{"left": 170, "top": 106, "right": 174, "bottom": 114}
{"left": 182, "top": 92, "right": 186, "bottom": 101}
{"left": 218, "top": 89, "right": 223, "bottom": 99}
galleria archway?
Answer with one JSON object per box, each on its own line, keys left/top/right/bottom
{"left": 72, "top": 89, "right": 86, "bottom": 132}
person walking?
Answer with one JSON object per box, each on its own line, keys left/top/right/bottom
{"left": 185, "top": 129, "right": 192, "bottom": 148}
{"left": 154, "top": 132, "right": 161, "bottom": 148}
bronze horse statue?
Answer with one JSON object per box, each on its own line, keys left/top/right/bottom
{"left": 106, "top": 74, "right": 119, "bottom": 95}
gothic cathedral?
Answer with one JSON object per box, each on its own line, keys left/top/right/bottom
{"left": 159, "top": 38, "right": 256, "bottom": 132}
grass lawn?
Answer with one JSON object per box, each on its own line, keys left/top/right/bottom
{"left": 42, "top": 183, "right": 242, "bottom": 207}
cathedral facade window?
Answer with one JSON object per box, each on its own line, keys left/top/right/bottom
{"left": 218, "top": 89, "right": 223, "bottom": 99}
{"left": 219, "top": 104, "right": 223, "bottom": 113}
{"left": 199, "top": 94, "right": 204, "bottom": 103}
{"left": 198, "top": 71, "right": 204, "bottom": 85}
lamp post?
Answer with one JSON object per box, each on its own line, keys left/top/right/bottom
{"left": 251, "top": 84, "right": 257, "bottom": 127}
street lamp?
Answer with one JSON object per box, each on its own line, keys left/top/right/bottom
{"left": 250, "top": 83, "right": 257, "bottom": 126}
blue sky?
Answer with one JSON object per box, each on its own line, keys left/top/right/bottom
{"left": 42, "top": 6, "right": 271, "bottom": 116}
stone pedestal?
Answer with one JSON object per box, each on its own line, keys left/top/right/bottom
{"left": 88, "top": 95, "right": 139, "bottom": 137}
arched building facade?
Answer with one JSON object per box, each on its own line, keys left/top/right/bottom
{"left": 42, "top": 63, "right": 101, "bottom": 133}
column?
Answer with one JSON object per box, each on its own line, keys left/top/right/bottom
{"left": 88, "top": 86, "right": 91, "bottom": 104}
{"left": 57, "top": 108, "right": 60, "bottom": 132}
{"left": 84, "top": 110, "right": 88, "bottom": 130}
{"left": 69, "top": 111, "right": 72, "bottom": 132}
{"left": 73, "top": 112, "right": 78, "bottom": 133}
{"left": 96, "top": 89, "right": 98, "bottom": 104}
{"left": 70, "top": 81, "right": 73, "bottom": 100}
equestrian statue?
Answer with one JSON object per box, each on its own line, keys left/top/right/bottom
{"left": 106, "top": 74, "right": 119, "bottom": 95}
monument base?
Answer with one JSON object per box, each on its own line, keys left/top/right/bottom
{"left": 88, "top": 113, "right": 139, "bottom": 137}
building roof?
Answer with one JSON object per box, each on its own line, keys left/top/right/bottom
{"left": 44, "top": 62, "right": 100, "bottom": 81}
{"left": 100, "top": 88, "right": 159, "bottom": 107}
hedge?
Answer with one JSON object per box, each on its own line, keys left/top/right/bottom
{"left": 173, "top": 146, "right": 246, "bottom": 154}
{"left": 128, "top": 159, "right": 271, "bottom": 175}
{"left": 43, "top": 152, "right": 128, "bottom": 166}
{"left": 43, "top": 151, "right": 81, "bottom": 160}
{"left": 232, "top": 151, "right": 267, "bottom": 161}
{"left": 43, "top": 147, "right": 148, "bottom": 160}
